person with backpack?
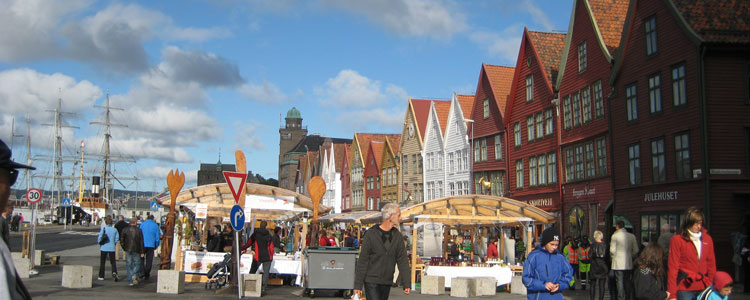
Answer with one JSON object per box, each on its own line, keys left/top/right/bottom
{"left": 696, "top": 271, "right": 733, "bottom": 300}
{"left": 633, "top": 244, "right": 668, "bottom": 300}
{"left": 241, "top": 220, "right": 274, "bottom": 295}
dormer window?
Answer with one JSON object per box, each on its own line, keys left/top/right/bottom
{"left": 645, "top": 16, "right": 658, "bottom": 56}
{"left": 483, "top": 98, "right": 490, "bottom": 119}
{"left": 526, "top": 75, "right": 534, "bottom": 102}
{"left": 578, "top": 40, "right": 587, "bottom": 72}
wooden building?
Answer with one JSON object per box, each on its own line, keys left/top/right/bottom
{"left": 380, "top": 136, "right": 401, "bottom": 206}
{"left": 364, "top": 140, "right": 385, "bottom": 211}
{"left": 422, "top": 100, "right": 451, "bottom": 201}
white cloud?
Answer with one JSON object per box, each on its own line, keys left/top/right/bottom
{"left": 138, "top": 166, "right": 198, "bottom": 187}
{"left": 164, "top": 26, "right": 232, "bottom": 42}
{"left": 337, "top": 107, "right": 405, "bottom": 132}
{"left": 470, "top": 25, "right": 524, "bottom": 65}
{"left": 238, "top": 81, "right": 288, "bottom": 104}
{"left": 232, "top": 121, "right": 265, "bottom": 152}
{"left": 316, "top": 69, "right": 406, "bottom": 108}
{"left": 322, "top": 0, "right": 467, "bottom": 39}
{"left": 159, "top": 46, "right": 243, "bottom": 87}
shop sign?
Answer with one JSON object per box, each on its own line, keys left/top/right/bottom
{"left": 710, "top": 169, "right": 741, "bottom": 175}
{"left": 195, "top": 203, "right": 208, "bottom": 219}
{"left": 527, "top": 198, "right": 553, "bottom": 207}
{"left": 572, "top": 187, "right": 596, "bottom": 199}
{"left": 643, "top": 191, "right": 678, "bottom": 202}
{"left": 244, "top": 194, "right": 295, "bottom": 211}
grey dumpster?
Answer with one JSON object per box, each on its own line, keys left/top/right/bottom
{"left": 303, "top": 247, "right": 358, "bottom": 298}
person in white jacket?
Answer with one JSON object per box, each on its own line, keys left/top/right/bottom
{"left": 610, "top": 220, "right": 639, "bottom": 300}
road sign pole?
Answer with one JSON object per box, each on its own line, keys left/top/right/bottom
{"left": 236, "top": 230, "right": 242, "bottom": 299}
{"left": 29, "top": 202, "right": 37, "bottom": 271}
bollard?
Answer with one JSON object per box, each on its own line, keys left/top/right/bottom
{"left": 61, "top": 265, "right": 93, "bottom": 288}
{"left": 156, "top": 270, "right": 185, "bottom": 294}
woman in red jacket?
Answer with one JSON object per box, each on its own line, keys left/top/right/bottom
{"left": 667, "top": 207, "right": 716, "bottom": 300}
{"left": 486, "top": 238, "right": 499, "bottom": 260}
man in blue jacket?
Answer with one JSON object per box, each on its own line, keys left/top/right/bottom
{"left": 523, "top": 227, "right": 574, "bottom": 300}
{"left": 139, "top": 214, "right": 162, "bottom": 280}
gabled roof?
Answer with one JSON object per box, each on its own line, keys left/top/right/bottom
{"left": 670, "top": 0, "right": 750, "bottom": 44}
{"left": 386, "top": 135, "right": 401, "bottom": 156}
{"left": 289, "top": 135, "right": 352, "bottom": 154}
{"left": 306, "top": 150, "right": 319, "bottom": 177}
{"left": 477, "top": 64, "right": 516, "bottom": 118}
{"left": 527, "top": 30, "right": 567, "bottom": 86}
{"left": 456, "top": 94, "right": 475, "bottom": 119}
{"left": 434, "top": 101, "right": 452, "bottom": 135}
{"left": 410, "top": 98, "right": 451, "bottom": 143}
{"left": 368, "top": 141, "right": 385, "bottom": 170}
{"left": 333, "top": 143, "right": 349, "bottom": 173}
{"left": 354, "top": 133, "right": 401, "bottom": 166}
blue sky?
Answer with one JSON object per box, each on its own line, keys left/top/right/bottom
{"left": 0, "top": 0, "right": 572, "bottom": 192}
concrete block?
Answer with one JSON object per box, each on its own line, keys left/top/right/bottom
{"left": 12, "top": 256, "right": 30, "bottom": 279}
{"left": 510, "top": 275, "right": 527, "bottom": 295}
{"left": 474, "top": 277, "right": 496, "bottom": 296}
{"left": 450, "top": 277, "right": 475, "bottom": 298}
{"left": 156, "top": 270, "right": 185, "bottom": 294}
{"left": 33, "top": 250, "right": 45, "bottom": 266}
{"left": 61, "top": 265, "right": 93, "bottom": 288}
{"left": 420, "top": 275, "right": 445, "bottom": 295}
{"left": 243, "top": 273, "right": 262, "bottom": 297}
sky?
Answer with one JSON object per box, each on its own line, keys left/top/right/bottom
{"left": 0, "top": 0, "right": 573, "bottom": 193}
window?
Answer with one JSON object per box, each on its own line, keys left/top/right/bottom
{"left": 585, "top": 142, "right": 595, "bottom": 178}
{"left": 596, "top": 137, "right": 607, "bottom": 176}
{"left": 483, "top": 98, "right": 490, "bottom": 119}
{"left": 516, "top": 159, "right": 524, "bottom": 189}
{"left": 463, "top": 180, "right": 470, "bottom": 195}
{"left": 594, "top": 81, "right": 604, "bottom": 119}
{"left": 474, "top": 140, "right": 481, "bottom": 162}
{"left": 545, "top": 109, "right": 554, "bottom": 136}
{"left": 538, "top": 154, "right": 547, "bottom": 185}
{"left": 672, "top": 64, "right": 687, "bottom": 107}
{"left": 527, "top": 116, "right": 535, "bottom": 141}
{"left": 563, "top": 96, "right": 572, "bottom": 130}
{"left": 641, "top": 213, "right": 682, "bottom": 250}
{"left": 628, "top": 144, "right": 642, "bottom": 185}
{"left": 480, "top": 138, "right": 487, "bottom": 161}
{"left": 449, "top": 152, "right": 455, "bottom": 173}
{"left": 548, "top": 152, "right": 558, "bottom": 184}
{"left": 536, "top": 112, "right": 544, "bottom": 139}
{"left": 494, "top": 134, "right": 502, "bottom": 160}
{"left": 403, "top": 155, "right": 408, "bottom": 174}
{"left": 573, "top": 92, "right": 581, "bottom": 127}
{"left": 418, "top": 154, "right": 423, "bottom": 172}
{"left": 565, "top": 148, "right": 575, "bottom": 183}
{"left": 651, "top": 138, "right": 666, "bottom": 183}
{"left": 645, "top": 16, "right": 658, "bottom": 56}
{"left": 514, "top": 122, "right": 521, "bottom": 146}
{"left": 437, "top": 181, "right": 443, "bottom": 198}
{"left": 575, "top": 145, "right": 585, "bottom": 180}
{"left": 463, "top": 149, "right": 468, "bottom": 170}
{"left": 449, "top": 183, "right": 455, "bottom": 196}
{"left": 578, "top": 41, "right": 587, "bottom": 72}
{"left": 582, "top": 87, "right": 592, "bottom": 123}
{"left": 626, "top": 84, "right": 638, "bottom": 121}
{"left": 529, "top": 157, "right": 537, "bottom": 187}
{"left": 648, "top": 74, "right": 662, "bottom": 114}
{"left": 675, "top": 132, "right": 691, "bottom": 179}
{"left": 526, "top": 75, "right": 534, "bottom": 102}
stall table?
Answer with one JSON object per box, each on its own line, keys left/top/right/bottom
{"left": 423, "top": 265, "right": 512, "bottom": 288}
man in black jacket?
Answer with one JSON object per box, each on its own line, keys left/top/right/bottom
{"left": 120, "top": 218, "right": 144, "bottom": 286}
{"left": 114, "top": 215, "right": 129, "bottom": 261}
{"left": 242, "top": 221, "right": 274, "bottom": 294}
{"left": 206, "top": 225, "right": 223, "bottom": 252}
{"left": 354, "top": 203, "right": 411, "bottom": 300}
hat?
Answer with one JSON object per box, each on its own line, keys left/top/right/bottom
{"left": 713, "top": 271, "right": 732, "bottom": 290}
{"left": 541, "top": 227, "right": 560, "bottom": 247}
{"left": 0, "top": 139, "right": 35, "bottom": 170}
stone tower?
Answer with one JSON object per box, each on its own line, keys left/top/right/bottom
{"left": 278, "top": 107, "right": 307, "bottom": 190}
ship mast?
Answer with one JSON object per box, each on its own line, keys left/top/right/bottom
{"left": 90, "top": 92, "right": 133, "bottom": 208}
{"left": 42, "top": 97, "right": 78, "bottom": 209}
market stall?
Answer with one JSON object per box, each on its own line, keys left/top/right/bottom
{"left": 158, "top": 182, "right": 331, "bottom": 283}
{"left": 357, "top": 195, "right": 556, "bottom": 290}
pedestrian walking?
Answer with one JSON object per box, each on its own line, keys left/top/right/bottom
{"left": 354, "top": 203, "right": 411, "bottom": 300}
{"left": 611, "top": 220, "right": 639, "bottom": 300}
{"left": 11, "top": 213, "right": 20, "bottom": 232}
{"left": 0, "top": 139, "right": 33, "bottom": 299}
{"left": 139, "top": 214, "right": 162, "bottom": 281}
{"left": 97, "top": 216, "right": 120, "bottom": 281}
{"left": 633, "top": 244, "right": 669, "bottom": 300}
{"left": 580, "top": 236, "right": 591, "bottom": 290}
{"left": 1, "top": 207, "right": 11, "bottom": 246}
{"left": 590, "top": 230, "right": 609, "bottom": 300}
{"left": 667, "top": 207, "right": 716, "bottom": 300}
{"left": 522, "top": 227, "right": 574, "bottom": 300}
{"left": 697, "top": 271, "right": 733, "bottom": 300}
{"left": 564, "top": 237, "right": 580, "bottom": 290}
{"left": 121, "top": 217, "right": 145, "bottom": 286}
{"left": 114, "top": 215, "right": 128, "bottom": 261}
{"left": 241, "top": 220, "right": 274, "bottom": 295}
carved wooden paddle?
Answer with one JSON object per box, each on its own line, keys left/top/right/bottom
{"left": 160, "top": 169, "right": 185, "bottom": 270}
{"left": 307, "top": 176, "right": 326, "bottom": 247}
{"left": 235, "top": 150, "right": 247, "bottom": 207}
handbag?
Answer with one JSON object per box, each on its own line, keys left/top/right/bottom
{"left": 99, "top": 230, "right": 110, "bottom": 245}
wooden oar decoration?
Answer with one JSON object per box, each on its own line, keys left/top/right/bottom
{"left": 159, "top": 169, "right": 185, "bottom": 270}
{"left": 307, "top": 176, "right": 326, "bottom": 247}
{"left": 235, "top": 150, "right": 247, "bottom": 207}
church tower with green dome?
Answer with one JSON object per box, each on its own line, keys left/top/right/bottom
{"left": 278, "top": 107, "right": 307, "bottom": 190}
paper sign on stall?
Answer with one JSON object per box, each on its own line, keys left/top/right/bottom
{"left": 244, "top": 194, "right": 295, "bottom": 211}
{"left": 195, "top": 203, "right": 208, "bottom": 219}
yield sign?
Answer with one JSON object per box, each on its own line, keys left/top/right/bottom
{"left": 223, "top": 171, "right": 248, "bottom": 203}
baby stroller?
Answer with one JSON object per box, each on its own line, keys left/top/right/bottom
{"left": 205, "top": 253, "right": 232, "bottom": 290}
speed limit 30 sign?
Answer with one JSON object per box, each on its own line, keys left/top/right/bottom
{"left": 26, "top": 188, "right": 42, "bottom": 204}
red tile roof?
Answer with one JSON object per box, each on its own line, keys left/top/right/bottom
{"left": 355, "top": 133, "right": 401, "bottom": 165}
{"left": 528, "top": 31, "right": 567, "bottom": 85}
{"left": 369, "top": 141, "right": 385, "bottom": 170}
{"left": 434, "top": 101, "right": 452, "bottom": 135}
{"left": 333, "top": 143, "right": 349, "bottom": 173}
{"left": 456, "top": 94, "right": 475, "bottom": 119}
{"left": 410, "top": 98, "right": 451, "bottom": 142}
{"left": 386, "top": 135, "right": 401, "bottom": 155}
{"left": 671, "top": 0, "right": 750, "bottom": 44}
{"left": 588, "top": 0, "right": 630, "bottom": 53}
{"left": 483, "top": 64, "right": 516, "bottom": 117}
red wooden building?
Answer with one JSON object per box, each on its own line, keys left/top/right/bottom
{"left": 506, "top": 29, "right": 566, "bottom": 219}
{"left": 364, "top": 140, "right": 385, "bottom": 211}
{"left": 556, "top": 0, "right": 628, "bottom": 239}
{"left": 609, "top": 0, "right": 750, "bottom": 271}
{"left": 470, "top": 64, "right": 515, "bottom": 196}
